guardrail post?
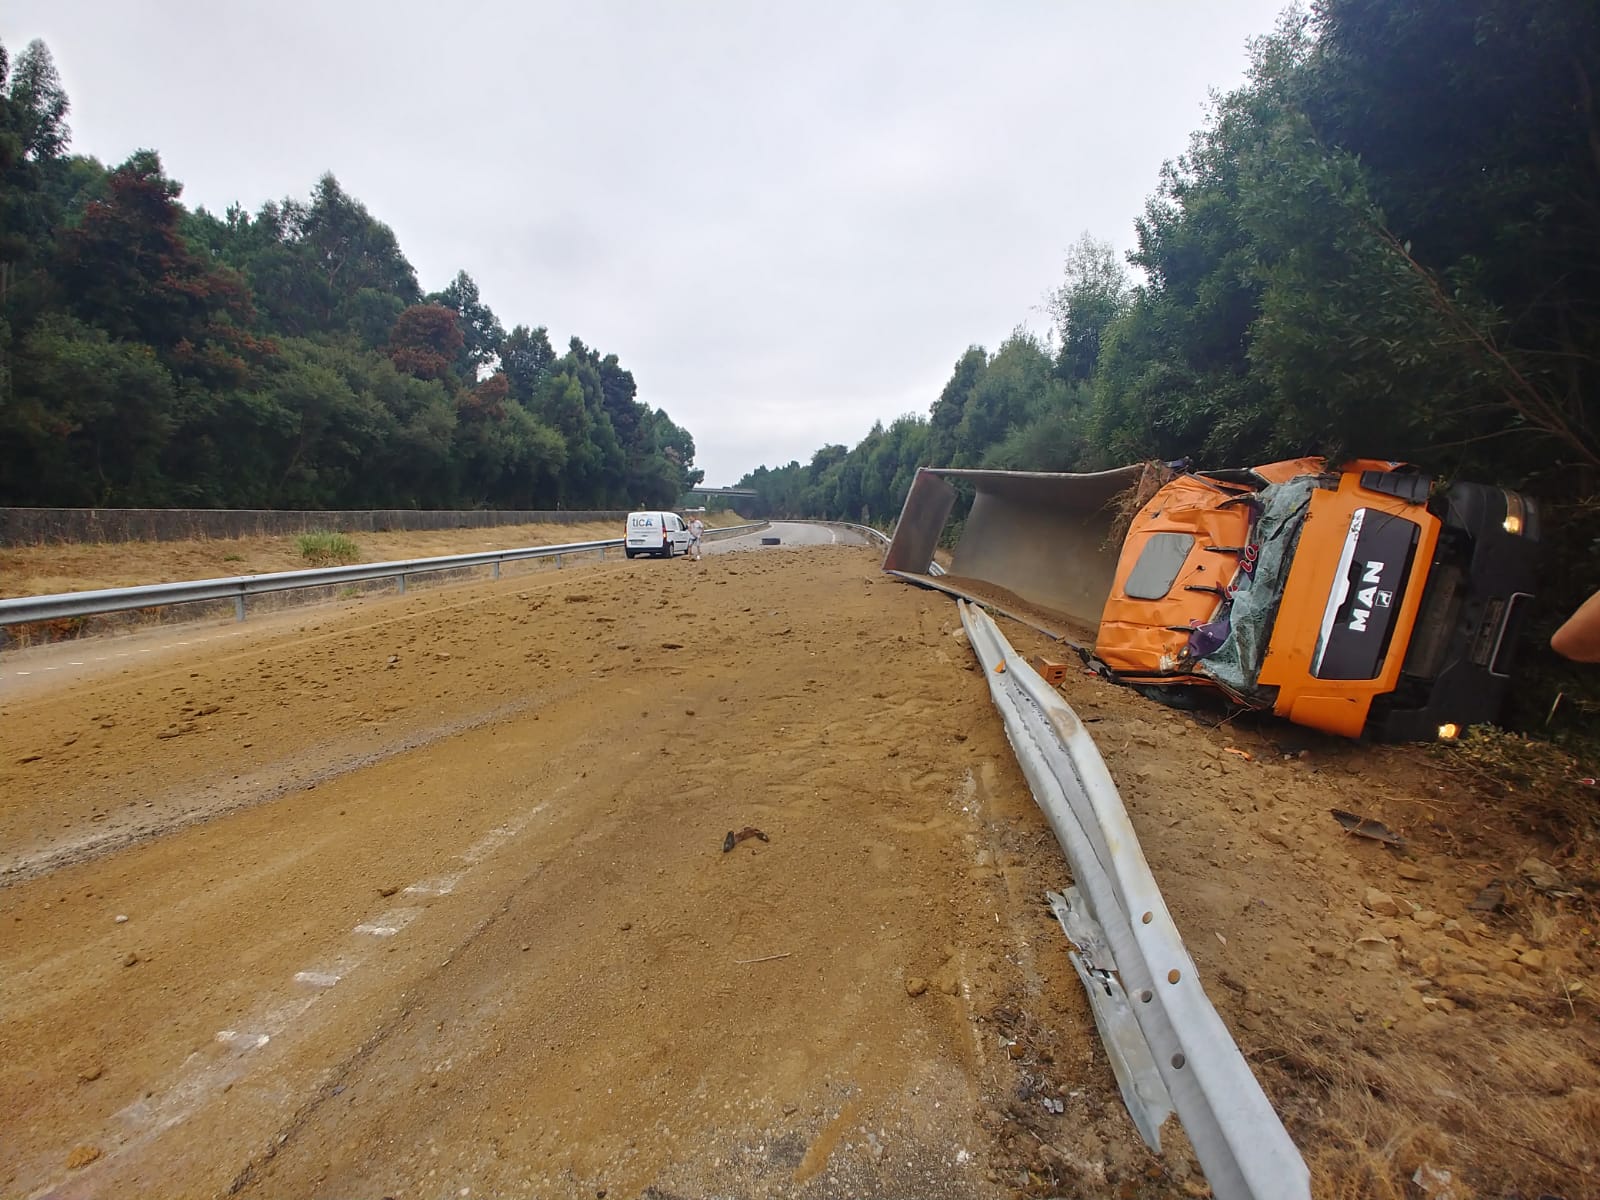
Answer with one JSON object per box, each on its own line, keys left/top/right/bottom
{"left": 235, "top": 595, "right": 246, "bottom": 622}
{"left": 397, "top": 574, "right": 407, "bottom": 594}
{"left": 492, "top": 561, "right": 501, "bottom": 580}
{"left": 555, "top": 554, "right": 564, "bottom": 569}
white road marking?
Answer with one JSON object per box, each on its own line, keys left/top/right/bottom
{"left": 404, "top": 873, "right": 463, "bottom": 897}
{"left": 29, "top": 786, "right": 572, "bottom": 1197}
{"left": 214, "top": 1030, "right": 271, "bottom": 1051}
{"left": 15, "top": 671, "right": 29, "bottom": 676}
{"left": 353, "top": 906, "right": 421, "bottom": 938}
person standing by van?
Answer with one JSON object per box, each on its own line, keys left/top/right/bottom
{"left": 688, "top": 514, "right": 705, "bottom": 562}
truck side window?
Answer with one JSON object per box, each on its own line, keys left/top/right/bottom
{"left": 1124, "top": 533, "right": 1196, "bottom": 600}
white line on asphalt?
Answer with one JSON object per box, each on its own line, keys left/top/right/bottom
{"left": 214, "top": 1029, "right": 271, "bottom": 1051}
{"left": 353, "top": 906, "right": 421, "bottom": 938}
{"left": 29, "top": 786, "right": 570, "bottom": 1197}
{"left": 404, "top": 873, "right": 463, "bottom": 897}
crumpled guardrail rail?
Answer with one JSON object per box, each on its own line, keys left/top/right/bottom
{"left": 0, "top": 524, "right": 766, "bottom": 627}
{"left": 959, "top": 600, "right": 1309, "bottom": 1200}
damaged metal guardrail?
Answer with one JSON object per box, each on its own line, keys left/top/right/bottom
{"left": 0, "top": 524, "right": 765, "bottom": 628}
{"left": 959, "top": 600, "right": 1310, "bottom": 1200}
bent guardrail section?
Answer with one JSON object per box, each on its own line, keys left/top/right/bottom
{"left": 959, "top": 600, "right": 1310, "bottom": 1200}
{"left": 0, "top": 524, "right": 766, "bottom": 628}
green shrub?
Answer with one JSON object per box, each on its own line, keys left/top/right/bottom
{"left": 297, "top": 530, "right": 360, "bottom": 566}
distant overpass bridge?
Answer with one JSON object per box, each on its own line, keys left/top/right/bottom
{"left": 681, "top": 486, "right": 761, "bottom": 511}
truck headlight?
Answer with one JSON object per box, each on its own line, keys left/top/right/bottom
{"left": 1502, "top": 491, "right": 1526, "bottom": 536}
{"left": 1437, "top": 722, "right": 1461, "bottom": 741}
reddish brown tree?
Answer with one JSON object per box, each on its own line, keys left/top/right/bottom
{"left": 388, "top": 303, "right": 464, "bottom": 382}
{"left": 55, "top": 150, "right": 268, "bottom": 387}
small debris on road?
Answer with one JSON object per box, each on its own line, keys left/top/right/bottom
{"left": 1518, "top": 856, "right": 1566, "bottom": 893}
{"left": 1332, "top": 808, "right": 1405, "bottom": 847}
{"left": 65, "top": 1145, "right": 102, "bottom": 1169}
{"left": 721, "top": 827, "right": 769, "bottom": 853}
{"left": 1467, "top": 880, "right": 1507, "bottom": 913}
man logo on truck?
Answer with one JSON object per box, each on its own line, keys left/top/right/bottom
{"left": 1349, "top": 562, "right": 1390, "bottom": 633}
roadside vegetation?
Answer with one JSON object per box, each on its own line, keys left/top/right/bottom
{"left": 0, "top": 43, "right": 703, "bottom": 514}
{"left": 295, "top": 530, "right": 360, "bottom": 567}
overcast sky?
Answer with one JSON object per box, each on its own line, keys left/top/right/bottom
{"left": 6, "top": 1, "right": 1288, "bottom": 485}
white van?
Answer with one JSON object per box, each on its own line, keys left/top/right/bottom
{"left": 625, "top": 511, "right": 693, "bottom": 559}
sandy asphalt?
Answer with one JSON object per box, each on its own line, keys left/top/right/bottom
{"left": 4, "top": 531, "right": 1596, "bottom": 1199}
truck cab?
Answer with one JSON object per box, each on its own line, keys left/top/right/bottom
{"left": 1097, "top": 460, "right": 1539, "bottom": 739}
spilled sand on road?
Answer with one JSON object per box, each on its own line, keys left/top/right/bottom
{"left": 1, "top": 542, "right": 1597, "bottom": 1198}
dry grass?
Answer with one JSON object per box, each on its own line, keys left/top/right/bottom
{"left": 1102, "top": 461, "right": 1177, "bottom": 550}
{"left": 1432, "top": 726, "right": 1600, "bottom": 835}
{"left": 1262, "top": 1013, "right": 1600, "bottom": 1198}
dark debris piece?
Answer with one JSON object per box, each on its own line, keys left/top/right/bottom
{"left": 721, "top": 826, "right": 770, "bottom": 853}
{"left": 1330, "top": 808, "right": 1405, "bottom": 848}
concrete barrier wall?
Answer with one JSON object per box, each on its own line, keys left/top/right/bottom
{"left": 0, "top": 508, "right": 630, "bottom": 547}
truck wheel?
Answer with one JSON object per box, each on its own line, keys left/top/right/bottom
{"left": 625, "top": 549, "right": 636, "bottom": 559}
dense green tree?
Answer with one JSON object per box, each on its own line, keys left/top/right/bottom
{"left": 0, "top": 314, "right": 177, "bottom": 504}
{"left": 501, "top": 324, "right": 556, "bottom": 401}
{"left": 925, "top": 346, "right": 986, "bottom": 467}
{"left": 1049, "top": 233, "right": 1129, "bottom": 384}
{"left": 431, "top": 270, "right": 504, "bottom": 377}
{"left": 7, "top": 39, "right": 69, "bottom": 163}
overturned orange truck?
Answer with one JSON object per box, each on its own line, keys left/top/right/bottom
{"left": 884, "top": 459, "right": 1539, "bottom": 740}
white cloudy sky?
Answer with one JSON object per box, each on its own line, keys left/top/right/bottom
{"left": 5, "top": 1, "right": 1288, "bottom": 485}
